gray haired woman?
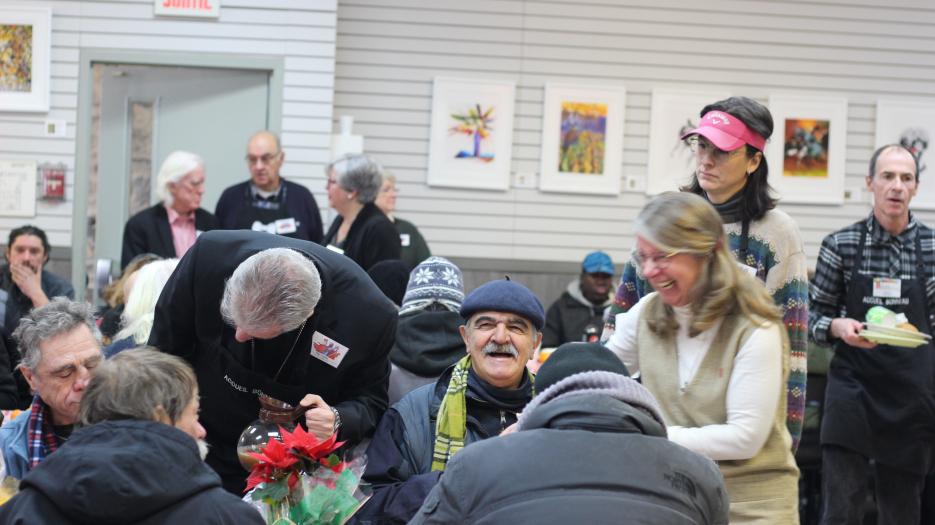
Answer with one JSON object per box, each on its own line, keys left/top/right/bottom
{"left": 322, "top": 154, "right": 401, "bottom": 270}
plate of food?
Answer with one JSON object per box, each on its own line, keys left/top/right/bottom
{"left": 865, "top": 323, "right": 931, "bottom": 340}
{"left": 859, "top": 330, "right": 928, "bottom": 348}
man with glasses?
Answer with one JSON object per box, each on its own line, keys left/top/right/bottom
{"left": 215, "top": 130, "right": 324, "bottom": 242}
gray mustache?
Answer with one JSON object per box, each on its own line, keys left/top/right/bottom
{"left": 482, "top": 342, "right": 518, "bottom": 358}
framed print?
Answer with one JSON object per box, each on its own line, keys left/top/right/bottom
{"left": 0, "top": 159, "right": 37, "bottom": 217}
{"left": 646, "top": 88, "right": 731, "bottom": 195}
{"left": 0, "top": 7, "right": 51, "bottom": 112}
{"left": 766, "top": 95, "right": 847, "bottom": 204}
{"left": 427, "top": 77, "right": 515, "bottom": 191}
{"left": 538, "top": 83, "right": 625, "bottom": 195}
{"left": 876, "top": 100, "right": 935, "bottom": 209}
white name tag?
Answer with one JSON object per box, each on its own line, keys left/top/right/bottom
{"left": 873, "top": 277, "right": 902, "bottom": 298}
{"left": 399, "top": 233, "right": 411, "bottom": 247}
{"left": 310, "top": 332, "right": 349, "bottom": 368}
{"left": 275, "top": 217, "right": 298, "bottom": 235}
{"left": 325, "top": 244, "right": 344, "bottom": 255}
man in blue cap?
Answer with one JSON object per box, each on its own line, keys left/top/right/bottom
{"left": 352, "top": 278, "right": 544, "bottom": 525}
{"left": 542, "top": 250, "right": 615, "bottom": 348}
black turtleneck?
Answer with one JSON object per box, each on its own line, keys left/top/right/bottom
{"left": 707, "top": 189, "right": 745, "bottom": 224}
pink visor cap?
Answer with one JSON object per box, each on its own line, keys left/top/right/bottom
{"left": 680, "top": 110, "right": 767, "bottom": 152}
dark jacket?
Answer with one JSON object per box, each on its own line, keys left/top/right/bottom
{"left": 392, "top": 217, "right": 430, "bottom": 270}
{"left": 120, "top": 203, "right": 219, "bottom": 269}
{"left": 410, "top": 392, "right": 730, "bottom": 525}
{"left": 148, "top": 230, "right": 397, "bottom": 493}
{"left": 541, "top": 278, "right": 611, "bottom": 348}
{"left": 388, "top": 309, "right": 464, "bottom": 405}
{"left": 0, "top": 420, "right": 265, "bottom": 524}
{"left": 0, "top": 264, "right": 74, "bottom": 336}
{"left": 354, "top": 366, "right": 531, "bottom": 525}
{"left": 324, "top": 202, "right": 401, "bottom": 271}
{"left": 214, "top": 179, "right": 324, "bottom": 243}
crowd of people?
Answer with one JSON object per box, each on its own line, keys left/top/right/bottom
{"left": 0, "top": 96, "right": 931, "bottom": 524}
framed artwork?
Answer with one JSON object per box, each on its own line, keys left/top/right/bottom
{"left": 646, "top": 88, "right": 731, "bottom": 195}
{"left": 0, "top": 7, "right": 51, "bottom": 112}
{"left": 766, "top": 95, "right": 847, "bottom": 204}
{"left": 427, "top": 77, "right": 515, "bottom": 191}
{"left": 538, "top": 83, "right": 625, "bottom": 195}
{"left": 876, "top": 100, "right": 935, "bottom": 209}
{"left": 0, "top": 160, "right": 37, "bottom": 217}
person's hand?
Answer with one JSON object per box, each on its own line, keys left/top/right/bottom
{"left": 9, "top": 262, "right": 48, "bottom": 307}
{"left": 298, "top": 394, "right": 336, "bottom": 440}
{"left": 830, "top": 317, "right": 877, "bottom": 349}
{"left": 500, "top": 422, "right": 518, "bottom": 436}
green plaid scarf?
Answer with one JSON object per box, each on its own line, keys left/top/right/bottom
{"left": 431, "top": 355, "right": 471, "bottom": 472}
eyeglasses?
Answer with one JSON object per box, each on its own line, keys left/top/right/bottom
{"left": 245, "top": 153, "right": 281, "bottom": 166}
{"left": 633, "top": 250, "right": 680, "bottom": 271}
{"left": 326, "top": 177, "right": 339, "bottom": 187}
{"left": 687, "top": 136, "right": 742, "bottom": 163}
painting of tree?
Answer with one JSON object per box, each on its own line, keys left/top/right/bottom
{"left": 448, "top": 104, "right": 495, "bottom": 162}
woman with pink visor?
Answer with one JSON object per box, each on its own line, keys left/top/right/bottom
{"left": 607, "top": 97, "right": 809, "bottom": 451}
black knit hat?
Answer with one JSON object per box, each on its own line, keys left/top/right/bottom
{"left": 535, "top": 342, "right": 629, "bottom": 395}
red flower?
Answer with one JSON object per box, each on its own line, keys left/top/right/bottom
{"left": 252, "top": 436, "right": 300, "bottom": 470}
{"left": 281, "top": 425, "right": 345, "bottom": 460}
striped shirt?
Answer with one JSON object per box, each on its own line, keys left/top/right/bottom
{"left": 809, "top": 212, "right": 935, "bottom": 346}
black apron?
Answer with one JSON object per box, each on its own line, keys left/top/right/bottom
{"left": 233, "top": 184, "right": 301, "bottom": 238}
{"left": 821, "top": 227, "right": 935, "bottom": 475}
{"left": 197, "top": 325, "right": 315, "bottom": 493}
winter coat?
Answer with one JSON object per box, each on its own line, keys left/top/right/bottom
{"left": 0, "top": 420, "right": 265, "bottom": 524}
{"left": 324, "top": 202, "right": 402, "bottom": 271}
{"left": 541, "top": 278, "right": 611, "bottom": 348}
{"left": 409, "top": 392, "right": 730, "bottom": 524}
{"left": 120, "top": 204, "right": 219, "bottom": 269}
{"left": 388, "top": 309, "right": 464, "bottom": 405}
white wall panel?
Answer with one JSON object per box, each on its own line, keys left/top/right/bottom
{"left": 0, "top": 0, "right": 337, "bottom": 248}
{"left": 334, "top": 0, "right": 935, "bottom": 269}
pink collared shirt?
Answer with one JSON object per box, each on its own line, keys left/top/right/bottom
{"left": 165, "top": 204, "right": 197, "bottom": 258}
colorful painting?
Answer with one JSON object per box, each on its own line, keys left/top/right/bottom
{"left": 449, "top": 104, "right": 495, "bottom": 162}
{"left": 0, "top": 8, "right": 50, "bottom": 112}
{"left": 0, "top": 25, "right": 32, "bottom": 92}
{"left": 766, "top": 95, "right": 847, "bottom": 204}
{"left": 783, "top": 118, "right": 830, "bottom": 177}
{"left": 558, "top": 101, "right": 607, "bottom": 174}
{"left": 427, "top": 77, "right": 515, "bottom": 191}
{"left": 539, "top": 84, "right": 625, "bottom": 195}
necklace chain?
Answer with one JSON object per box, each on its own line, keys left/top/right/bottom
{"left": 250, "top": 319, "right": 309, "bottom": 383}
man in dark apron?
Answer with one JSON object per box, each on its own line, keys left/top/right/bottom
{"left": 809, "top": 144, "right": 935, "bottom": 524}
{"left": 215, "top": 131, "right": 324, "bottom": 243}
{"left": 148, "top": 230, "right": 396, "bottom": 493}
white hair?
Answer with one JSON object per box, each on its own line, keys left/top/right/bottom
{"left": 116, "top": 259, "right": 180, "bottom": 344}
{"left": 155, "top": 151, "right": 204, "bottom": 206}
{"left": 220, "top": 248, "right": 322, "bottom": 334}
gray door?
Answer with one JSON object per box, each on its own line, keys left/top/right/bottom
{"left": 93, "top": 64, "right": 269, "bottom": 288}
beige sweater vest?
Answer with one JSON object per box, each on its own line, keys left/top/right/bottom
{"left": 637, "top": 296, "right": 799, "bottom": 524}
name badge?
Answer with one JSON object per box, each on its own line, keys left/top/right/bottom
{"left": 736, "top": 261, "right": 757, "bottom": 277}
{"left": 873, "top": 277, "right": 902, "bottom": 298}
{"left": 251, "top": 220, "right": 275, "bottom": 234}
{"left": 399, "top": 233, "right": 411, "bottom": 247}
{"left": 275, "top": 217, "right": 298, "bottom": 235}
{"left": 325, "top": 244, "right": 344, "bottom": 255}
{"left": 310, "top": 332, "right": 349, "bottom": 368}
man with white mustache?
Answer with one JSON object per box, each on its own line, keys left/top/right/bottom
{"left": 0, "top": 348, "right": 264, "bottom": 524}
{"left": 810, "top": 143, "right": 935, "bottom": 524}
{"left": 353, "top": 278, "right": 544, "bottom": 525}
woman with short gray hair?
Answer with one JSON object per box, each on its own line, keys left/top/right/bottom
{"left": 322, "top": 153, "right": 401, "bottom": 270}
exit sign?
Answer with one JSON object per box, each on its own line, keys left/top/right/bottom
{"left": 154, "top": 0, "right": 220, "bottom": 18}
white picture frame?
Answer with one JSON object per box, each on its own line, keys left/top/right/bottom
{"left": 875, "top": 100, "right": 935, "bottom": 209}
{"left": 646, "top": 88, "right": 731, "bottom": 195}
{"left": 538, "top": 83, "right": 625, "bottom": 195}
{"left": 766, "top": 94, "right": 848, "bottom": 204}
{"left": 0, "top": 159, "right": 37, "bottom": 217}
{"left": 427, "top": 77, "right": 515, "bottom": 191}
{"left": 0, "top": 7, "right": 51, "bottom": 112}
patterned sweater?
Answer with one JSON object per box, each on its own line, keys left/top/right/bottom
{"left": 607, "top": 208, "right": 809, "bottom": 450}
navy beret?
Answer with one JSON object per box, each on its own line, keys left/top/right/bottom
{"left": 459, "top": 278, "right": 545, "bottom": 330}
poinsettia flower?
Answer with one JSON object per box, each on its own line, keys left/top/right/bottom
{"left": 281, "top": 425, "right": 345, "bottom": 460}
{"left": 251, "top": 436, "right": 299, "bottom": 470}
{"left": 244, "top": 465, "right": 273, "bottom": 492}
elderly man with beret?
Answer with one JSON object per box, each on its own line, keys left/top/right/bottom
{"left": 352, "top": 278, "right": 544, "bottom": 525}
